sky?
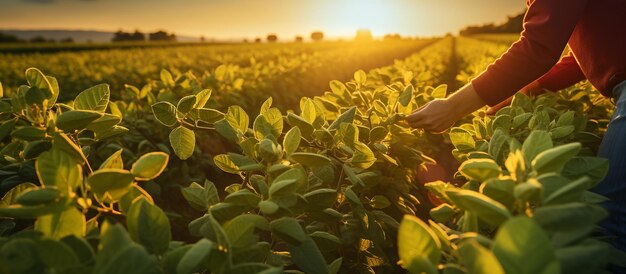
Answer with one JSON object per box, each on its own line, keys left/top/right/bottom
{"left": 0, "top": 0, "right": 526, "bottom": 39}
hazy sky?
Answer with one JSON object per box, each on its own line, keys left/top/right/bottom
{"left": 0, "top": 0, "right": 526, "bottom": 39}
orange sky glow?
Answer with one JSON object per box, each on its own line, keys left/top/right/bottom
{"left": 0, "top": 0, "right": 526, "bottom": 39}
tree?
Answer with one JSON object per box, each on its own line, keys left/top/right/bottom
{"left": 294, "top": 36, "right": 303, "bottom": 43}
{"left": 310, "top": 31, "right": 324, "bottom": 42}
{"left": 0, "top": 32, "right": 22, "bottom": 43}
{"left": 131, "top": 30, "right": 146, "bottom": 41}
{"left": 355, "top": 29, "right": 373, "bottom": 41}
{"left": 459, "top": 11, "right": 524, "bottom": 35}
{"left": 254, "top": 38, "right": 262, "bottom": 43}
{"left": 30, "top": 36, "right": 51, "bottom": 43}
{"left": 60, "top": 37, "right": 74, "bottom": 43}
{"left": 266, "top": 34, "right": 278, "bottom": 43}
{"left": 149, "top": 30, "right": 176, "bottom": 42}
{"left": 112, "top": 30, "right": 145, "bottom": 42}
{"left": 383, "top": 33, "right": 401, "bottom": 41}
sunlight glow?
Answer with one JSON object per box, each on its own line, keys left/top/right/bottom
{"left": 320, "top": 0, "right": 398, "bottom": 36}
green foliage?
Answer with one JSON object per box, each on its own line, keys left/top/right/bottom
{"left": 0, "top": 35, "right": 620, "bottom": 274}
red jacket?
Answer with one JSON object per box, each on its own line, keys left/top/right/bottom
{"left": 471, "top": 0, "right": 626, "bottom": 106}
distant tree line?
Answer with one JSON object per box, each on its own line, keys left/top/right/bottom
{"left": 112, "top": 30, "right": 177, "bottom": 42}
{"left": 0, "top": 32, "right": 74, "bottom": 43}
{"left": 459, "top": 11, "right": 525, "bottom": 36}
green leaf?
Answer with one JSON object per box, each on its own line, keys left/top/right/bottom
{"left": 459, "top": 158, "right": 501, "bottom": 182}
{"left": 56, "top": 110, "right": 103, "bottom": 132}
{"left": 283, "top": 126, "right": 301, "bottom": 155}
{"left": 328, "top": 107, "right": 356, "bottom": 131}
{"left": 446, "top": 189, "right": 511, "bottom": 226}
{"left": 100, "top": 149, "right": 124, "bottom": 170}
{"left": 269, "top": 178, "right": 299, "bottom": 198}
{"left": 253, "top": 108, "right": 283, "bottom": 141}
{"left": 35, "top": 238, "right": 81, "bottom": 271}
{"left": 398, "top": 215, "right": 441, "bottom": 271}
{"left": 532, "top": 202, "right": 607, "bottom": 232}
{"left": 15, "top": 187, "right": 61, "bottom": 206}
{"left": 354, "top": 70, "right": 367, "bottom": 84}
{"left": 169, "top": 126, "right": 195, "bottom": 160}
{"left": 480, "top": 177, "right": 515, "bottom": 209}
{"left": 214, "top": 153, "right": 263, "bottom": 174}
{"left": 36, "top": 148, "right": 82, "bottom": 195}
{"left": 25, "top": 68, "right": 54, "bottom": 99}
{"left": 194, "top": 108, "right": 223, "bottom": 124}
{"left": 160, "top": 69, "right": 175, "bottom": 86}
{"left": 194, "top": 89, "right": 212, "bottom": 108}
{"left": 532, "top": 143, "right": 581, "bottom": 174}
{"left": 152, "top": 101, "right": 178, "bottom": 126}
{"left": 35, "top": 206, "right": 85, "bottom": 239}
{"left": 429, "top": 203, "right": 455, "bottom": 223}
{"left": 329, "top": 80, "right": 347, "bottom": 95}
{"left": 95, "top": 125, "right": 129, "bottom": 140}
{"left": 550, "top": 125, "right": 575, "bottom": 139}
{"left": 127, "top": 197, "right": 171, "bottom": 254}
{"left": 224, "top": 190, "right": 261, "bottom": 207}
{"left": 431, "top": 84, "right": 447, "bottom": 99}
{"left": 11, "top": 126, "right": 46, "bottom": 141}
{"left": 259, "top": 200, "right": 279, "bottom": 215}
{"left": 225, "top": 105, "right": 249, "bottom": 133}
{"left": 181, "top": 180, "right": 219, "bottom": 211}
{"left": 290, "top": 152, "right": 332, "bottom": 167}
{"left": 94, "top": 223, "right": 160, "bottom": 274}
{"left": 522, "top": 130, "right": 553, "bottom": 163}
{"left": 177, "top": 95, "right": 197, "bottom": 115}
{"left": 449, "top": 127, "right": 476, "bottom": 151}
{"left": 74, "top": 84, "right": 110, "bottom": 113}
{"left": 287, "top": 113, "right": 315, "bottom": 139}
{"left": 0, "top": 119, "right": 16, "bottom": 140}
{"left": 290, "top": 238, "right": 328, "bottom": 274}
{"left": 562, "top": 157, "right": 609, "bottom": 187}
{"left": 0, "top": 183, "right": 37, "bottom": 207}
{"left": 131, "top": 152, "right": 169, "bottom": 181}
{"left": 86, "top": 113, "right": 122, "bottom": 132}
{"left": 303, "top": 189, "right": 337, "bottom": 209}
{"left": 543, "top": 176, "right": 591, "bottom": 205}
{"left": 492, "top": 217, "right": 560, "bottom": 274}
{"left": 270, "top": 217, "right": 308, "bottom": 245}
{"left": 458, "top": 240, "right": 505, "bottom": 274}
{"left": 349, "top": 142, "right": 377, "bottom": 169}
{"left": 398, "top": 84, "right": 414, "bottom": 106}
{"left": 87, "top": 169, "right": 135, "bottom": 202}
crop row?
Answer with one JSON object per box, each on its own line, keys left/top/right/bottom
{"left": 0, "top": 40, "right": 434, "bottom": 110}
{"left": 0, "top": 35, "right": 621, "bottom": 274}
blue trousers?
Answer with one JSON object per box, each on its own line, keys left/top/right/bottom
{"left": 594, "top": 81, "right": 626, "bottom": 259}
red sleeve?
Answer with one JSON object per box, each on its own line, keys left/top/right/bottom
{"left": 470, "top": 0, "right": 588, "bottom": 106}
{"left": 535, "top": 53, "right": 586, "bottom": 92}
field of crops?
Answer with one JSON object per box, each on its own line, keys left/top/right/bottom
{"left": 0, "top": 35, "right": 620, "bottom": 274}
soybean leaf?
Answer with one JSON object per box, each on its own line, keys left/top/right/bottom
{"left": 74, "top": 84, "right": 110, "bottom": 113}
{"left": 492, "top": 217, "right": 560, "bottom": 274}
{"left": 131, "top": 152, "right": 169, "bottom": 181}
{"left": 169, "top": 126, "right": 195, "bottom": 160}
{"left": 127, "top": 198, "right": 171, "bottom": 254}
{"left": 152, "top": 102, "right": 178, "bottom": 127}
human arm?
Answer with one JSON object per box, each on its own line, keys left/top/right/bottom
{"left": 408, "top": 0, "right": 588, "bottom": 132}
{"left": 486, "top": 53, "right": 586, "bottom": 114}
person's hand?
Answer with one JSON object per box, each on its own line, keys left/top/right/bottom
{"left": 406, "top": 99, "right": 458, "bottom": 133}
{"left": 406, "top": 83, "right": 487, "bottom": 133}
